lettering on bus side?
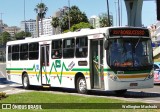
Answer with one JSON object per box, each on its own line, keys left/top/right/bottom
{"left": 68, "top": 61, "right": 75, "bottom": 71}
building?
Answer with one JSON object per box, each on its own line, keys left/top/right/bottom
{"left": 149, "top": 22, "right": 160, "bottom": 61}
{"left": 39, "top": 17, "right": 54, "bottom": 36}
{"left": 89, "top": 15, "right": 100, "bottom": 28}
{"left": 148, "top": 24, "right": 157, "bottom": 42}
{"left": 20, "top": 19, "right": 36, "bottom": 38}
{"left": 3, "top": 26, "right": 20, "bottom": 37}
{"left": 155, "top": 21, "right": 160, "bottom": 42}
{"left": 52, "top": 7, "right": 69, "bottom": 34}
{"left": 89, "top": 14, "right": 113, "bottom": 28}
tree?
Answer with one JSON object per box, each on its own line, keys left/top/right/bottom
{"left": 69, "top": 6, "right": 88, "bottom": 26}
{"left": 69, "top": 22, "right": 93, "bottom": 32}
{"left": 34, "top": 3, "right": 48, "bottom": 35}
{"left": 0, "top": 32, "right": 11, "bottom": 45}
{"left": 99, "top": 13, "right": 112, "bottom": 27}
{"left": 51, "top": 17, "right": 60, "bottom": 34}
{"left": 14, "top": 31, "right": 31, "bottom": 40}
{"left": 52, "top": 5, "right": 89, "bottom": 32}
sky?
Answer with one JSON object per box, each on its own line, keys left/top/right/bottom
{"left": 0, "top": 0, "right": 157, "bottom": 27}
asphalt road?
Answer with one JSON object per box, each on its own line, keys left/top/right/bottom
{"left": 0, "top": 63, "right": 6, "bottom": 78}
{"left": 1, "top": 79, "right": 160, "bottom": 104}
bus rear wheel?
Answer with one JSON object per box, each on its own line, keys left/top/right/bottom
{"left": 76, "top": 77, "right": 87, "bottom": 94}
{"left": 22, "top": 73, "right": 30, "bottom": 89}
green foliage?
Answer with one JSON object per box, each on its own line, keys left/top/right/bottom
{"left": 51, "top": 17, "right": 60, "bottom": 28}
{"left": 0, "top": 92, "right": 7, "bottom": 100}
{"left": 99, "top": 13, "right": 112, "bottom": 27}
{"left": 14, "top": 31, "right": 31, "bottom": 40}
{"left": 1, "top": 92, "right": 158, "bottom": 112}
{"left": 52, "top": 5, "right": 89, "bottom": 32}
{"left": 69, "top": 22, "right": 93, "bottom": 32}
{"left": 0, "top": 31, "right": 11, "bottom": 45}
{"left": 34, "top": 3, "right": 48, "bottom": 19}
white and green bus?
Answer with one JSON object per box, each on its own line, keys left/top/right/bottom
{"left": 6, "top": 27, "right": 154, "bottom": 94}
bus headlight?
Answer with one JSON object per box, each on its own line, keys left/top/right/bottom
{"left": 148, "top": 72, "right": 154, "bottom": 79}
{"left": 109, "top": 73, "right": 117, "bottom": 81}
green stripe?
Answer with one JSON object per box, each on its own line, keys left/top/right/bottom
{"left": 6, "top": 67, "right": 90, "bottom": 72}
{"left": 72, "top": 68, "right": 90, "bottom": 71}
{"left": 6, "top": 68, "right": 23, "bottom": 70}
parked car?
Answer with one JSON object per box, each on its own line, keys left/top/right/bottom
{"left": 153, "top": 62, "right": 160, "bottom": 84}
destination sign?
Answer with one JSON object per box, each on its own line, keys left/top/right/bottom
{"left": 109, "top": 28, "right": 149, "bottom": 37}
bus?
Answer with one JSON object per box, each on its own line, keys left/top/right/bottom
{"left": 6, "top": 27, "right": 154, "bottom": 94}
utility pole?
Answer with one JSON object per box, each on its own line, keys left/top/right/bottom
{"left": 68, "top": 0, "right": 71, "bottom": 30}
{"left": 118, "top": 0, "right": 120, "bottom": 26}
{"left": 106, "top": 0, "right": 110, "bottom": 26}
{"left": 0, "top": 13, "right": 4, "bottom": 32}
{"left": 0, "top": 13, "right": 4, "bottom": 45}
{"left": 114, "top": 0, "right": 118, "bottom": 26}
{"left": 120, "top": 0, "right": 122, "bottom": 26}
{"left": 24, "top": 0, "right": 26, "bottom": 37}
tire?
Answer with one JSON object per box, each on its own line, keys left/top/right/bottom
{"left": 114, "top": 89, "right": 127, "bottom": 95}
{"left": 76, "top": 77, "right": 87, "bottom": 94}
{"left": 22, "top": 73, "right": 30, "bottom": 89}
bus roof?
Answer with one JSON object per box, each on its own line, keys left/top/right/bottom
{"left": 6, "top": 26, "right": 149, "bottom": 46}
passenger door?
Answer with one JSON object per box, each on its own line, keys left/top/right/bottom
{"left": 40, "top": 44, "right": 50, "bottom": 85}
{"left": 90, "top": 39, "right": 104, "bottom": 89}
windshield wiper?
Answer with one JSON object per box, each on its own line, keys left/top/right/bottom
{"left": 135, "top": 37, "right": 141, "bottom": 48}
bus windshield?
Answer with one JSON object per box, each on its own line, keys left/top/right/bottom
{"left": 107, "top": 38, "right": 153, "bottom": 70}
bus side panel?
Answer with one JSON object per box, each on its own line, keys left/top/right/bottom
{"left": 7, "top": 60, "right": 41, "bottom": 86}
{"left": 49, "top": 58, "right": 90, "bottom": 89}
{"left": 49, "top": 59, "right": 75, "bottom": 88}
{"left": 26, "top": 60, "right": 41, "bottom": 86}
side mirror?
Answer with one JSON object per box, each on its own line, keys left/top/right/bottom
{"left": 104, "top": 40, "right": 109, "bottom": 50}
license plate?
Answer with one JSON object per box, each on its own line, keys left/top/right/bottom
{"left": 130, "top": 83, "right": 138, "bottom": 86}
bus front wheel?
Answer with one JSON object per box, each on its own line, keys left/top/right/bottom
{"left": 22, "top": 73, "right": 30, "bottom": 89}
{"left": 76, "top": 77, "right": 87, "bottom": 94}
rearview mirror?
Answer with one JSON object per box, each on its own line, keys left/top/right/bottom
{"left": 104, "top": 40, "right": 109, "bottom": 50}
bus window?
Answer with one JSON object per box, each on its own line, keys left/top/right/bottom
{"left": 8, "top": 46, "right": 12, "bottom": 61}
{"left": 20, "top": 44, "right": 28, "bottom": 60}
{"left": 29, "top": 42, "right": 39, "bottom": 60}
{"left": 63, "top": 38, "right": 75, "bottom": 58}
{"left": 51, "top": 39, "right": 62, "bottom": 59}
{"left": 76, "top": 37, "right": 88, "bottom": 58}
{"left": 12, "top": 45, "right": 19, "bottom": 60}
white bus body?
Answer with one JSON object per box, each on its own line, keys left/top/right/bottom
{"left": 6, "top": 27, "right": 154, "bottom": 94}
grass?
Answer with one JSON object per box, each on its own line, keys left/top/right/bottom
{"left": 0, "top": 91, "right": 159, "bottom": 112}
